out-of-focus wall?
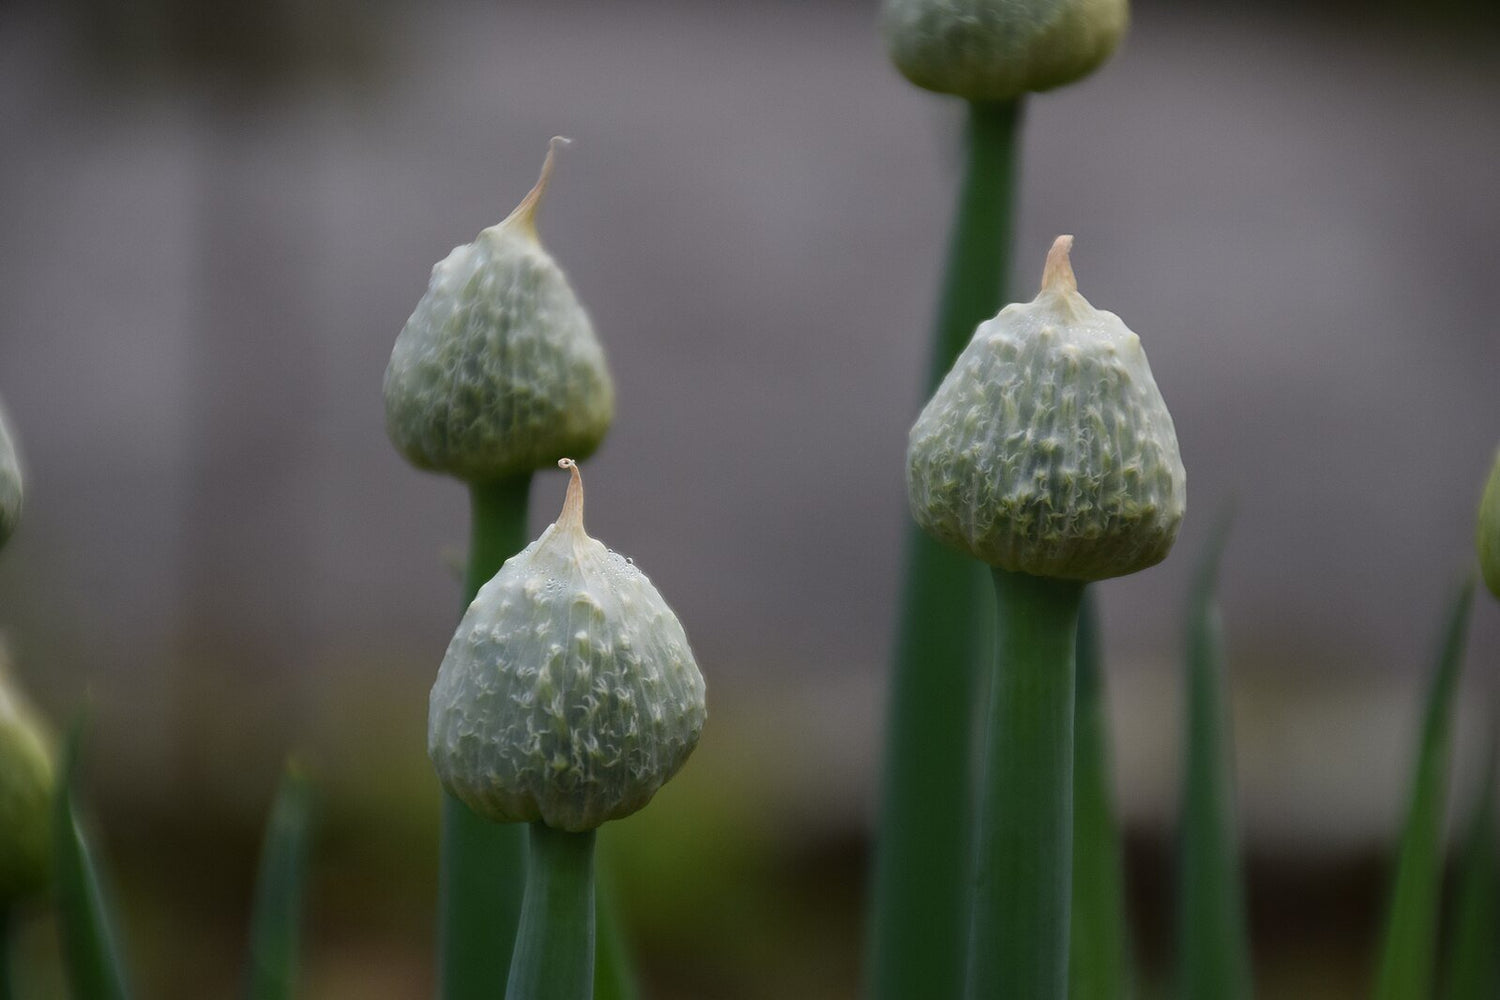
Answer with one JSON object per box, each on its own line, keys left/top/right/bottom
{"left": 0, "top": 0, "right": 1497, "bottom": 850}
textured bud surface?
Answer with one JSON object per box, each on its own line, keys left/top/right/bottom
{"left": 429, "top": 461, "right": 705, "bottom": 831}
{"left": 0, "top": 402, "right": 22, "bottom": 551}
{"left": 0, "top": 663, "right": 52, "bottom": 902}
{"left": 1479, "top": 447, "right": 1500, "bottom": 600}
{"left": 883, "top": 0, "right": 1128, "bottom": 102}
{"left": 908, "top": 236, "right": 1184, "bottom": 581}
{"left": 385, "top": 139, "right": 614, "bottom": 482}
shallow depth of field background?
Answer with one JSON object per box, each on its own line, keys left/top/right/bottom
{"left": 1, "top": 0, "right": 1498, "bottom": 996}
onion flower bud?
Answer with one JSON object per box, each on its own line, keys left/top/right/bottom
{"left": 384, "top": 139, "right": 614, "bottom": 482}
{"left": 907, "top": 235, "right": 1185, "bottom": 581}
{"left": 882, "top": 0, "right": 1128, "bottom": 103}
{"left": 429, "top": 460, "right": 705, "bottom": 832}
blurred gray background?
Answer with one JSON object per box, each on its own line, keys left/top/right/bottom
{"left": 0, "top": 0, "right": 1497, "bottom": 995}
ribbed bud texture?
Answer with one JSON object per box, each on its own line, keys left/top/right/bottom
{"left": 384, "top": 139, "right": 614, "bottom": 482}
{"left": 429, "top": 462, "right": 705, "bottom": 831}
{"left": 907, "top": 236, "right": 1184, "bottom": 581}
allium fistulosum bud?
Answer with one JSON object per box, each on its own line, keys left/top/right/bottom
{"left": 882, "top": 0, "right": 1128, "bottom": 103}
{"left": 907, "top": 236, "right": 1185, "bottom": 581}
{"left": 384, "top": 139, "right": 614, "bottom": 483}
{"left": 429, "top": 460, "right": 705, "bottom": 832}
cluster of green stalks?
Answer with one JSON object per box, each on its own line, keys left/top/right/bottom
{"left": 866, "top": 95, "right": 1499, "bottom": 1000}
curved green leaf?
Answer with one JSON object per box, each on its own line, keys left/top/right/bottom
{"left": 1374, "top": 579, "right": 1475, "bottom": 1000}
{"left": 54, "top": 720, "right": 131, "bottom": 1000}
{"left": 243, "top": 762, "right": 315, "bottom": 1000}
{"left": 1441, "top": 732, "right": 1498, "bottom": 1000}
{"left": 1175, "top": 521, "right": 1253, "bottom": 1000}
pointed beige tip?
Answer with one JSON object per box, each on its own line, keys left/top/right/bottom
{"left": 504, "top": 136, "right": 573, "bottom": 239}
{"left": 1041, "top": 235, "right": 1078, "bottom": 295}
{"left": 557, "top": 457, "right": 584, "bottom": 531}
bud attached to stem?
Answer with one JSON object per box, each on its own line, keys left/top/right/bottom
{"left": 429, "top": 461, "right": 705, "bottom": 833}
{"left": 882, "top": 0, "right": 1128, "bottom": 103}
{"left": 908, "top": 236, "right": 1185, "bottom": 581}
{"left": 384, "top": 139, "right": 615, "bottom": 482}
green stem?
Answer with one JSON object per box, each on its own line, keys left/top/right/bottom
{"left": 869, "top": 97, "right": 1023, "bottom": 1000}
{"left": 439, "top": 475, "right": 533, "bottom": 1000}
{"left": 967, "top": 568, "right": 1083, "bottom": 1000}
{"left": 506, "top": 823, "right": 597, "bottom": 1000}
{"left": 1069, "top": 592, "right": 1134, "bottom": 1000}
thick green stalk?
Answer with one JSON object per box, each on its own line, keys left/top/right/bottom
{"left": 440, "top": 475, "right": 533, "bottom": 1000}
{"left": 1442, "top": 735, "right": 1499, "bottom": 1000}
{"left": 967, "top": 568, "right": 1083, "bottom": 1000}
{"left": 1070, "top": 592, "right": 1133, "bottom": 1000}
{"left": 1375, "top": 580, "right": 1476, "bottom": 1000}
{"left": 1175, "top": 526, "right": 1253, "bottom": 1000}
{"left": 869, "top": 97, "right": 1023, "bottom": 1000}
{"left": 506, "top": 823, "right": 596, "bottom": 1000}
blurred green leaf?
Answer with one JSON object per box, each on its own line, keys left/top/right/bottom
{"left": 54, "top": 720, "right": 131, "bottom": 1000}
{"left": 1070, "top": 591, "right": 1133, "bottom": 1000}
{"left": 1374, "top": 579, "right": 1475, "bottom": 1000}
{"left": 593, "top": 853, "right": 639, "bottom": 1000}
{"left": 1175, "top": 521, "right": 1253, "bottom": 1000}
{"left": 1441, "top": 732, "right": 1498, "bottom": 1000}
{"left": 244, "top": 761, "right": 315, "bottom": 1000}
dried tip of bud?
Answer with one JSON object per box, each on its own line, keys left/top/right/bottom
{"left": 505, "top": 136, "right": 573, "bottom": 240}
{"left": 1041, "top": 235, "right": 1078, "bottom": 295}
{"left": 557, "top": 457, "right": 584, "bottom": 531}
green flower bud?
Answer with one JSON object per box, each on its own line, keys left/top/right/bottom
{"left": 0, "top": 401, "right": 22, "bottom": 551}
{"left": 908, "top": 236, "right": 1185, "bottom": 581}
{"left": 0, "top": 661, "right": 53, "bottom": 903}
{"left": 384, "top": 139, "right": 614, "bottom": 483}
{"left": 1478, "top": 447, "right": 1500, "bottom": 600}
{"left": 429, "top": 460, "right": 706, "bottom": 832}
{"left": 882, "top": 0, "right": 1128, "bottom": 103}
